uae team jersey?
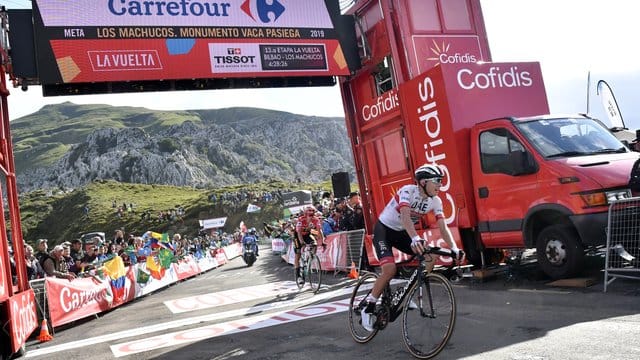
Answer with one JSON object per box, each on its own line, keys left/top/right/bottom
{"left": 378, "top": 184, "right": 444, "bottom": 231}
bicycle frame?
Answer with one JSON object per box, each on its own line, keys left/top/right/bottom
{"left": 378, "top": 246, "right": 457, "bottom": 324}
{"left": 383, "top": 255, "right": 426, "bottom": 323}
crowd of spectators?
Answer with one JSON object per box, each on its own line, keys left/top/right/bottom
{"left": 9, "top": 185, "right": 364, "bottom": 286}
{"left": 12, "top": 228, "right": 248, "bottom": 284}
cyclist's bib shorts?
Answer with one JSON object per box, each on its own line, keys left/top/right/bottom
{"left": 372, "top": 221, "right": 412, "bottom": 266}
{"left": 293, "top": 233, "right": 317, "bottom": 254}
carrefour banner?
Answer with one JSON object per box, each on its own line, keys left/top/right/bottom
{"left": 32, "top": 0, "right": 351, "bottom": 84}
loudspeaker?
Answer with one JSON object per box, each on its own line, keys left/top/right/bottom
{"left": 332, "top": 172, "right": 350, "bottom": 198}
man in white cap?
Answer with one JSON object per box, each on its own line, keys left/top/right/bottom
{"left": 41, "top": 245, "right": 75, "bottom": 280}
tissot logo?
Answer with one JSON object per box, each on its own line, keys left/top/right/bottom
{"left": 227, "top": 48, "right": 241, "bottom": 55}
{"left": 426, "top": 40, "right": 477, "bottom": 65}
{"left": 241, "top": 0, "right": 285, "bottom": 23}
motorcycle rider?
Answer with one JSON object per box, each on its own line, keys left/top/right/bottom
{"left": 242, "top": 228, "right": 259, "bottom": 257}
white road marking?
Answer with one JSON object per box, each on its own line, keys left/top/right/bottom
{"left": 163, "top": 281, "right": 301, "bottom": 313}
{"left": 25, "top": 283, "right": 359, "bottom": 358}
{"left": 111, "top": 299, "right": 352, "bottom": 357}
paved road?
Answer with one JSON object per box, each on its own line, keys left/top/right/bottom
{"left": 25, "top": 246, "right": 640, "bottom": 359}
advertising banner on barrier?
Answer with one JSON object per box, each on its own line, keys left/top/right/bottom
{"left": 7, "top": 290, "right": 38, "bottom": 354}
{"left": 46, "top": 276, "right": 114, "bottom": 327}
{"left": 196, "top": 256, "right": 219, "bottom": 272}
{"left": 174, "top": 257, "right": 201, "bottom": 281}
{"left": 222, "top": 242, "right": 242, "bottom": 260}
{"left": 271, "top": 238, "right": 286, "bottom": 253}
{"left": 281, "top": 232, "right": 347, "bottom": 272}
{"left": 135, "top": 263, "right": 178, "bottom": 297}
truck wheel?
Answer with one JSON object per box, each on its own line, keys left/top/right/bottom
{"left": 536, "top": 225, "right": 584, "bottom": 279}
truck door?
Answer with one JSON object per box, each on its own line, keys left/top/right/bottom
{"left": 472, "top": 125, "right": 539, "bottom": 247}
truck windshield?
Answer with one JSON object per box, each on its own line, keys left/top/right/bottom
{"left": 515, "top": 117, "right": 628, "bottom": 158}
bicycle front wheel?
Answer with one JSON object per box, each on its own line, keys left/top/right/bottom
{"left": 402, "top": 272, "right": 456, "bottom": 359}
{"left": 307, "top": 255, "right": 322, "bottom": 293}
{"left": 294, "top": 262, "right": 304, "bottom": 290}
{"left": 348, "top": 271, "right": 379, "bottom": 343}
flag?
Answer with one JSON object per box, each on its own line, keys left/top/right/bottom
{"left": 247, "top": 203, "right": 262, "bottom": 213}
{"left": 136, "top": 268, "right": 151, "bottom": 284}
{"left": 146, "top": 256, "right": 165, "bottom": 280}
{"left": 158, "top": 248, "right": 175, "bottom": 268}
{"left": 597, "top": 80, "right": 626, "bottom": 130}
{"left": 102, "top": 255, "right": 127, "bottom": 301}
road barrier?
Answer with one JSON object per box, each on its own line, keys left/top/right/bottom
{"left": 604, "top": 197, "right": 640, "bottom": 292}
{"left": 30, "top": 243, "right": 242, "bottom": 329}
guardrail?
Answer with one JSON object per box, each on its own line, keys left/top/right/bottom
{"left": 604, "top": 197, "right": 640, "bottom": 292}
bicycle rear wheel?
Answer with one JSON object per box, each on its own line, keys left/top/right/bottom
{"left": 348, "top": 272, "right": 379, "bottom": 343}
{"left": 307, "top": 255, "right": 322, "bottom": 293}
{"left": 402, "top": 272, "right": 456, "bottom": 359}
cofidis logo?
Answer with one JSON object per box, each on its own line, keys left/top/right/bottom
{"left": 241, "top": 0, "right": 286, "bottom": 23}
{"left": 426, "top": 40, "right": 477, "bottom": 66}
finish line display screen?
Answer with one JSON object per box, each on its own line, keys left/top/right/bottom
{"left": 32, "top": 0, "right": 350, "bottom": 85}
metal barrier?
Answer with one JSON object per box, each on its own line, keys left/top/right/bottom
{"left": 604, "top": 197, "right": 640, "bottom": 292}
{"left": 333, "top": 229, "right": 366, "bottom": 275}
{"left": 29, "top": 278, "right": 54, "bottom": 335}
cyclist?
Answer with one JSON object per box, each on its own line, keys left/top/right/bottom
{"left": 361, "top": 163, "right": 463, "bottom": 331}
{"left": 294, "top": 205, "right": 325, "bottom": 280}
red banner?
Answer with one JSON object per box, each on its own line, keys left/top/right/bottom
{"left": 46, "top": 276, "right": 117, "bottom": 327}
{"left": 7, "top": 290, "right": 38, "bottom": 354}
{"left": 174, "top": 257, "right": 201, "bottom": 281}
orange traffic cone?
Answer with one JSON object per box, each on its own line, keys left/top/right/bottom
{"left": 37, "top": 319, "right": 53, "bottom": 342}
{"left": 348, "top": 261, "right": 359, "bottom": 279}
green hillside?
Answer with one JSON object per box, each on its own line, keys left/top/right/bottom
{"left": 18, "top": 179, "right": 335, "bottom": 247}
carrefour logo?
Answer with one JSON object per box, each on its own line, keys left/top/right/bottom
{"left": 241, "top": 0, "right": 285, "bottom": 23}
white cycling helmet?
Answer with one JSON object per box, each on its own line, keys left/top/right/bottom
{"left": 414, "top": 163, "right": 444, "bottom": 182}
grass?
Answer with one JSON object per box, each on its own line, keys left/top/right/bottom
{"left": 17, "top": 179, "right": 341, "bottom": 248}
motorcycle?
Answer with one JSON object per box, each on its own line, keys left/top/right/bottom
{"left": 243, "top": 242, "right": 257, "bottom": 267}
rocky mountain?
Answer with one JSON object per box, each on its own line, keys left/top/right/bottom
{"left": 11, "top": 102, "right": 355, "bottom": 192}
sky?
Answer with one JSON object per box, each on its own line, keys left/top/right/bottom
{"left": 4, "top": 0, "right": 640, "bottom": 130}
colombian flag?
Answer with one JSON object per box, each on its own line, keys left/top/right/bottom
{"left": 102, "top": 255, "right": 127, "bottom": 302}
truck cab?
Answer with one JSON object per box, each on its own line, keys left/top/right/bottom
{"left": 471, "top": 114, "right": 636, "bottom": 278}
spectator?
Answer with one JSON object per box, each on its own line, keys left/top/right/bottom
{"left": 70, "top": 239, "right": 85, "bottom": 275}
{"left": 113, "top": 229, "right": 125, "bottom": 246}
{"left": 34, "top": 239, "right": 49, "bottom": 265}
{"left": 322, "top": 213, "right": 337, "bottom": 236}
{"left": 62, "top": 242, "right": 76, "bottom": 272}
{"left": 42, "top": 245, "right": 76, "bottom": 280}
{"left": 80, "top": 246, "right": 98, "bottom": 272}
{"left": 348, "top": 191, "right": 365, "bottom": 230}
{"left": 25, "top": 244, "right": 44, "bottom": 280}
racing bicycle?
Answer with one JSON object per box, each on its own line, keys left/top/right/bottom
{"left": 348, "top": 246, "right": 459, "bottom": 359}
{"left": 294, "top": 243, "right": 323, "bottom": 293}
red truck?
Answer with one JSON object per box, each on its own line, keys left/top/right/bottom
{"left": 339, "top": 0, "right": 639, "bottom": 279}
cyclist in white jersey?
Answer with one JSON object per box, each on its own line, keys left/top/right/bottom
{"left": 361, "top": 163, "right": 463, "bottom": 331}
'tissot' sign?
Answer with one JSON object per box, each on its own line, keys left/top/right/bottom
{"left": 32, "top": 0, "right": 351, "bottom": 84}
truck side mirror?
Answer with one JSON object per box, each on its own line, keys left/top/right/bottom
{"left": 510, "top": 151, "right": 538, "bottom": 176}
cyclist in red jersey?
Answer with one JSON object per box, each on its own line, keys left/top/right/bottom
{"left": 294, "top": 205, "right": 325, "bottom": 279}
